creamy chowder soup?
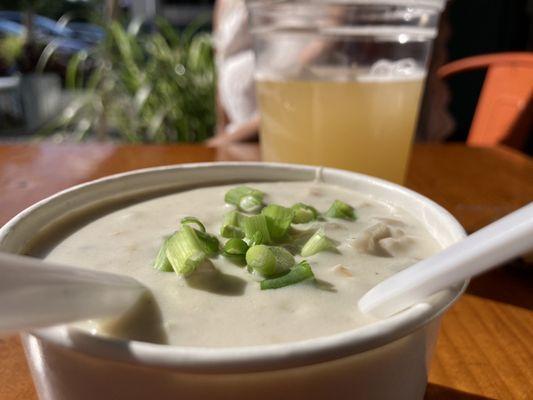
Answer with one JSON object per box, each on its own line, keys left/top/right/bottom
{"left": 42, "top": 181, "right": 442, "bottom": 347}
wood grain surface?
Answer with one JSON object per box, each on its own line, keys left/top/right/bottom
{"left": 0, "top": 143, "right": 531, "bottom": 400}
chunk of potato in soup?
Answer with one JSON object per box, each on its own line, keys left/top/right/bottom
{"left": 42, "top": 182, "right": 442, "bottom": 347}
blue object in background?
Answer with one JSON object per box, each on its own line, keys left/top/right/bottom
{"left": 0, "top": 11, "right": 103, "bottom": 50}
{"left": 0, "top": 18, "right": 25, "bottom": 37}
{"left": 64, "top": 22, "right": 105, "bottom": 45}
{"left": 0, "top": 11, "right": 74, "bottom": 39}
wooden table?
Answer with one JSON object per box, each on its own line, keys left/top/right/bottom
{"left": 0, "top": 143, "right": 531, "bottom": 400}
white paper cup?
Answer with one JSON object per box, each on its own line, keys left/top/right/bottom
{"left": 0, "top": 163, "right": 467, "bottom": 400}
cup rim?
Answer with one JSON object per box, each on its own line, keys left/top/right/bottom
{"left": 248, "top": 0, "right": 446, "bottom": 11}
{"left": 1, "top": 162, "right": 467, "bottom": 373}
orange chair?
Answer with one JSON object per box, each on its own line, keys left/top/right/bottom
{"left": 438, "top": 52, "right": 533, "bottom": 150}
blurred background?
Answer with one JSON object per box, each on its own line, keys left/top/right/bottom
{"left": 0, "top": 0, "right": 531, "bottom": 152}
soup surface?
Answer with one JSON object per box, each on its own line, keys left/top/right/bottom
{"left": 43, "top": 181, "right": 442, "bottom": 347}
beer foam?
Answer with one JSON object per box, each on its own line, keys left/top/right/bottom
{"left": 356, "top": 71, "right": 426, "bottom": 82}
{"left": 256, "top": 60, "right": 426, "bottom": 83}
{"left": 357, "top": 58, "right": 426, "bottom": 82}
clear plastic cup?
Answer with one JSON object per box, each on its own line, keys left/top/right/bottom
{"left": 248, "top": 0, "right": 445, "bottom": 184}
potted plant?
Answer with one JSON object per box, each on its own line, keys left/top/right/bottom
{"left": 46, "top": 19, "right": 216, "bottom": 143}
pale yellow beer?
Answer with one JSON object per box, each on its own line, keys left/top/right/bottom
{"left": 256, "top": 76, "right": 425, "bottom": 184}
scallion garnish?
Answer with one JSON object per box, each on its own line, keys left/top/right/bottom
{"left": 224, "top": 186, "right": 264, "bottom": 213}
{"left": 260, "top": 260, "right": 315, "bottom": 290}
{"left": 291, "top": 203, "right": 318, "bottom": 224}
{"left": 239, "top": 195, "right": 263, "bottom": 213}
{"left": 153, "top": 237, "right": 173, "bottom": 272}
{"left": 220, "top": 210, "right": 244, "bottom": 239}
{"left": 223, "top": 238, "right": 249, "bottom": 255}
{"left": 165, "top": 226, "right": 207, "bottom": 277}
{"left": 300, "top": 229, "right": 337, "bottom": 257}
{"left": 180, "top": 216, "right": 206, "bottom": 232}
{"left": 195, "top": 229, "right": 220, "bottom": 256}
{"left": 242, "top": 214, "right": 272, "bottom": 245}
{"left": 262, "top": 204, "right": 294, "bottom": 241}
{"left": 250, "top": 231, "right": 265, "bottom": 247}
{"left": 245, "top": 245, "right": 294, "bottom": 277}
{"left": 225, "top": 186, "right": 264, "bottom": 205}
{"left": 325, "top": 200, "right": 356, "bottom": 221}
{"left": 222, "top": 238, "right": 249, "bottom": 265}
{"left": 220, "top": 224, "right": 244, "bottom": 239}
{"left": 155, "top": 185, "right": 359, "bottom": 289}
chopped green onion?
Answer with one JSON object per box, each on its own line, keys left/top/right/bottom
{"left": 220, "top": 210, "right": 244, "bottom": 239}
{"left": 224, "top": 186, "right": 264, "bottom": 213}
{"left": 291, "top": 203, "right": 319, "bottom": 224}
{"left": 180, "top": 216, "right": 206, "bottom": 232}
{"left": 225, "top": 210, "right": 242, "bottom": 225}
{"left": 262, "top": 204, "right": 294, "bottom": 241}
{"left": 246, "top": 245, "right": 294, "bottom": 277}
{"left": 222, "top": 238, "right": 249, "bottom": 265}
{"left": 165, "top": 226, "right": 207, "bottom": 277}
{"left": 195, "top": 229, "right": 220, "bottom": 256}
{"left": 180, "top": 217, "right": 219, "bottom": 255}
{"left": 325, "top": 200, "right": 356, "bottom": 221}
{"left": 153, "top": 237, "right": 173, "bottom": 272}
{"left": 250, "top": 231, "right": 264, "bottom": 247}
{"left": 269, "top": 247, "right": 295, "bottom": 273}
{"left": 301, "top": 229, "right": 337, "bottom": 257}
{"left": 225, "top": 186, "right": 264, "bottom": 205}
{"left": 242, "top": 214, "right": 271, "bottom": 245}
{"left": 223, "top": 238, "right": 249, "bottom": 255}
{"left": 220, "top": 224, "right": 244, "bottom": 239}
{"left": 239, "top": 195, "right": 263, "bottom": 213}
{"left": 260, "top": 260, "right": 315, "bottom": 290}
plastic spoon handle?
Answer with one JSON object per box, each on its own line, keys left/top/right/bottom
{"left": 0, "top": 252, "right": 146, "bottom": 334}
{"left": 359, "top": 202, "right": 533, "bottom": 318}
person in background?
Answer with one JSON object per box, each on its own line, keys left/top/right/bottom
{"left": 208, "top": 0, "right": 260, "bottom": 146}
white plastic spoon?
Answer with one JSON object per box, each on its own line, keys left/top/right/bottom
{"left": 359, "top": 202, "right": 533, "bottom": 318}
{"left": 0, "top": 252, "right": 146, "bottom": 334}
